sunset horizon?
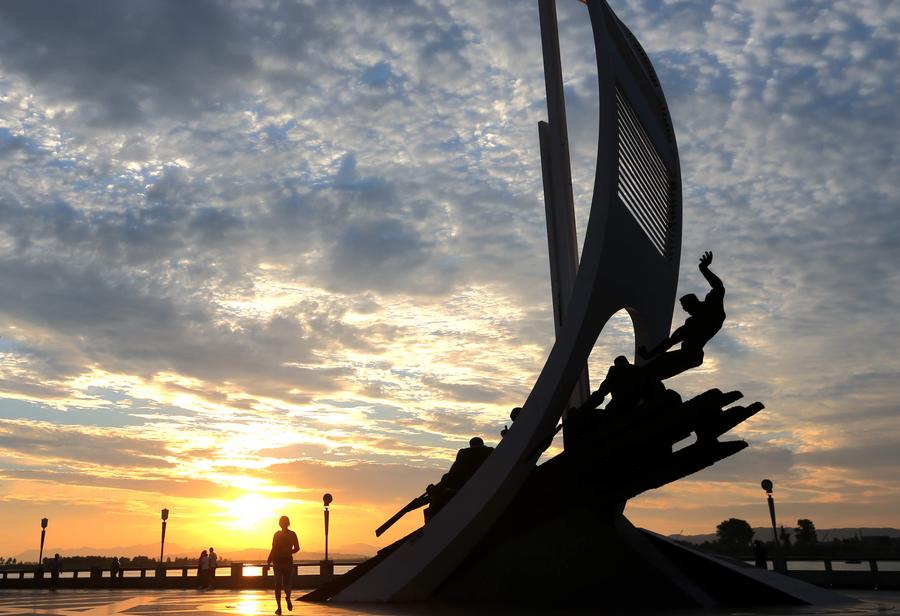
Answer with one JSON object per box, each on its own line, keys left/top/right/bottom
{"left": 1, "top": 0, "right": 898, "bottom": 563}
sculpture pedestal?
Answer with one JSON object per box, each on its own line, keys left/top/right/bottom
{"left": 438, "top": 507, "right": 850, "bottom": 608}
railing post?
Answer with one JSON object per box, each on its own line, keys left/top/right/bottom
{"left": 140, "top": 568, "right": 146, "bottom": 578}
{"left": 262, "top": 564, "right": 269, "bottom": 577}
{"left": 230, "top": 562, "right": 242, "bottom": 588}
{"left": 182, "top": 567, "right": 188, "bottom": 577}
{"left": 773, "top": 555, "right": 787, "bottom": 573}
{"left": 319, "top": 560, "right": 334, "bottom": 579}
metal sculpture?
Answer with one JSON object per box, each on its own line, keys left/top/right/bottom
{"left": 305, "top": 0, "right": 850, "bottom": 607}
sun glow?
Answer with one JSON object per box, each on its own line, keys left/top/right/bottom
{"left": 219, "top": 493, "right": 287, "bottom": 531}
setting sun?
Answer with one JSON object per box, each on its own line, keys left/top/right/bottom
{"left": 219, "top": 494, "right": 287, "bottom": 532}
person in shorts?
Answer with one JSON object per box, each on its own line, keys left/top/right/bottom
{"left": 267, "top": 516, "right": 300, "bottom": 614}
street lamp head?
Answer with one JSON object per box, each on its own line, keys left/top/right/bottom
{"left": 161, "top": 508, "right": 169, "bottom": 521}
{"left": 41, "top": 517, "right": 48, "bottom": 529}
{"left": 323, "top": 493, "right": 333, "bottom": 507}
{"left": 761, "top": 479, "right": 773, "bottom": 494}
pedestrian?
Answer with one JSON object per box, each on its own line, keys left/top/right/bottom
{"left": 207, "top": 547, "right": 217, "bottom": 589}
{"left": 267, "top": 515, "right": 300, "bottom": 614}
{"left": 110, "top": 556, "right": 121, "bottom": 586}
{"left": 48, "top": 554, "right": 61, "bottom": 591}
{"left": 197, "top": 550, "right": 209, "bottom": 589}
{"left": 753, "top": 540, "right": 768, "bottom": 569}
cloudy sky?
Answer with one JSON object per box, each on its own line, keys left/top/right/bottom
{"left": 0, "top": 0, "right": 898, "bottom": 556}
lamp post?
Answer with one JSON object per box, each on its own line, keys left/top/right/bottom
{"left": 761, "top": 479, "right": 785, "bottom": 572}
{"left": 39, "top": 518, "right": 48, "bottom": 566}
{"left": 761, "top": 480, "right": 778, "bottom": 547}
{"left": 323, "top": 493, "right": 333, "bottom": 561}
{"left": 159, "top": 508, "right": 169, "bottom": 568}
{"left": 320, "top": 494, "right": 334, "bottom": 578}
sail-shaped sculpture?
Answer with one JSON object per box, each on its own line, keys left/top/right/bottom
{"left": 305, "top": 0, "right": 851, "bottom": 607}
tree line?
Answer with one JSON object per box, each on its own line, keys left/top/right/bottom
{"left": 680, "top": 518, "right": 900, "bottom": 558}
{"left": 0, "top": 555, "right": 230, "bottom": 569}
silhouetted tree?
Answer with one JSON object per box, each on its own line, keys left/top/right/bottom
{"left": 795, "top": 519, "right": 818, "bottom": 547}
{"left": 716, "top": 518, "right": 754, "bottom": 551}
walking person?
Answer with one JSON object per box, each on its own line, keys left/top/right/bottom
{"left": 197, "top": 550, "right": 209, "bottom": 590}
{"left": 207, "top": 547, "right": 217, "bottom": 589}
{"left": 267, "top": 515, "right": 300, "bottom": 614}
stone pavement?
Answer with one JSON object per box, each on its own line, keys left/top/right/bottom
{"left": 0, "top": 589, "right": 383, "bottom": 616}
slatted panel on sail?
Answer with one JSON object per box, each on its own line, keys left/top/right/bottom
{"left": 616, "top": 86, "right": 672, "bottom": 257}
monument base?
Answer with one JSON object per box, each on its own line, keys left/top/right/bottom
{"left": 306, "top": 457, "right": 854, "bottom": 607}
{"left": 436, "top": 507, "right": 852, "bottom": 608}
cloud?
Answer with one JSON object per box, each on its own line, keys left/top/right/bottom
{"left": 0, "top": 0, "right": 255, "bottom": 126}
{"left": 0, "top": 419, "right": 173, "bottom": 469}
{"left": 254, "top": 459, "right": 442, "bottom": 506}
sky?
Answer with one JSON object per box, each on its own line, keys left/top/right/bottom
{"left": 0, "top": 0, "right": 898, "bottom": 558}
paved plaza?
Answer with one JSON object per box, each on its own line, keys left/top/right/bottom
{"left": 2, "top": 589, "right": 900, "bottom": 616}
{"left": 0, "top": 590, "right": 387, "bottom": 616}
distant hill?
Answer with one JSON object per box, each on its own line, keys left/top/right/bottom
{"left": 220, "top": 547, "right": 372, "bottom": 562}
{"left": 669, "top": 527, "right": 900, "bottom": 545}
{"left": 14, "top": 543, "right": 188, "bottom": 562}
{"left": 13, "top": 542, "right": 375, "bottom": 563}
{"left": 334, "top": 543, "right": 379, "bottom": 557}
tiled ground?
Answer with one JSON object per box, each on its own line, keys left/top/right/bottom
{"left": 0, "top": 590, "right": 376, "bottom": 616}
{"left": 2, "top": 589, "right": 898, "bottom": 616}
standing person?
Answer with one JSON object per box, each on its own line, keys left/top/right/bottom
{"left": 753, "top": 540, "right": 768, "bottom": 569}
{"left": 197, "top": 550, "right": 209, "bottom": 590}
{"left": 48, "top": 554, "right": 61, "bottom": 591}
{"left": 267, "top": 515, "right": 300, "bottom": 615}
{"left": 110, "top": 556, "right": 121, "bottom": 587}
{"left": 206, "top": 547, "right": 217, "bottom": 589}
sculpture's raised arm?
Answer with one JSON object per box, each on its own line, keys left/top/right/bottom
{"left": 698, "top": 251, "right": 724, "bottom": 293}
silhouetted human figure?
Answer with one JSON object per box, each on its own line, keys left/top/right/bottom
{"left": 565, "top": 355, "right": 678, "bottom": 461}
{"left": 640, "top": 251, "right": 725, "bottom": 380}
{"left": 754, "top": 540, "right": 768, "bottom": 569}
{"left": 207, "top": 547, "right": 217, "bottom": 589}
{"left": 110, "top": 556, "right": 121, "bottom": 586}
{"left": 425, "top": 437, "right": 494, "bottom": 521}
{"left": 500, "top": 407, "right": 521, "bottom": 437}
{"left": 590, "top": 355, "right": 665, "bottom": 415}
{"left": 197, "top": 550, "right": 209, "bottom": 589}
{"left": 48, "top": 554, "right": 61, "bottom": 591}
{"left": 267, "top": 515, "right": 300, "bottom": 614}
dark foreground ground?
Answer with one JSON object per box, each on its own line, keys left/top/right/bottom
{"left": 1, "top": 589, "right": 899, "bottom": 616}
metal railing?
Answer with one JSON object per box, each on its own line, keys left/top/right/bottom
{"left": 737, "top": 556, "right": 900, "bottom": 590}
{"left": 0, "top": 559, "right": 366, "bottom": 589}
{"left": 3, "top": 556, "right": 897, "bottom": 590}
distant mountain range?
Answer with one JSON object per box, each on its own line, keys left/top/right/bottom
{"left": 18, "top": 529, "right": 898, "bottom": 562}
{"left": 668, "top": 527, "right": 900, "bottom": 545}
{"left": 11, "top": 542, "right": 379, "bottom": 563}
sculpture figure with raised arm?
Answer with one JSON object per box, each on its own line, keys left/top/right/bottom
{"left": 640, "top": 251, "right": 726, "bottom": 380}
